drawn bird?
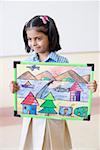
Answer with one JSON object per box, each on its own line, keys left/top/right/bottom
{"left": 26, "top": 65, "right": 40, "bottom": 71}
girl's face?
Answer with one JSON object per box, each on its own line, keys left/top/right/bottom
{"left": 26, "top": 28, "right": 50, "bottom": 54}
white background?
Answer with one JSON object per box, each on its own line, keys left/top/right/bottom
{"left": 0, "top": 1, "right": 99, "bottom": 56}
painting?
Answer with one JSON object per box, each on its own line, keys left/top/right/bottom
{"left": 13, "top": 61, "right": 94, "bottom": 120}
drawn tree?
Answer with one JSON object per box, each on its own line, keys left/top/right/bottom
{"left": 39, "top": 92, "right": 57, "bottom": 115}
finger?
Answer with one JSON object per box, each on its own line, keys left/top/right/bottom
{"left": 10, "top": 81, "right": 20, "bottom": 93}
{"left": 91, "top": 88, "right": 96, "bottom": 93}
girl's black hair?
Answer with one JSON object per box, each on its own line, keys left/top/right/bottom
{"left": 23, "top": 15, "right": 61, "bottom": 53}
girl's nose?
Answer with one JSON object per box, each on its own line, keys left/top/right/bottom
{"left": 32, "top": 40, "right": 37, "bottom": 46}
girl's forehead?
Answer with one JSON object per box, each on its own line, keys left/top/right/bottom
{"left": 26, "top": 26, "right": 47, "bottom": 34}
{"left": 26, "top": 27, "right": 42, "bottom": 36}
{"left": 26, "top": 27, "right": 40, "bottom": 34}
{"left": 26, "top": 27, "right": 48, "bottom": 39}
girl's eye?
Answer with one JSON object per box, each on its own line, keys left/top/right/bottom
{"left": 37, "top": 37, "right": 41, "bottom": 41}
{"left": 28, "top": 38, "right": 31, "bottom": 41}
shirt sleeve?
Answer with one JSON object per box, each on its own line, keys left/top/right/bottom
{"left": 57, "top": 55, "right": 69, "bottom": 63}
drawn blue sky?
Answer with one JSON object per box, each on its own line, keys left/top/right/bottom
{"left": 74, "top": 67, "right": 91, "bottom": 76}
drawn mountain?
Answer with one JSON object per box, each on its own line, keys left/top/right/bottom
{"left": 17, "top": 71, "right": 36, "bottom": 80}
{"left": 55, "top": 70, "right": 88, "bottom": 83}
{"left": 21, "top": 81, "right": 33, "bottom": 88}
{"left": 82, "top": 74, "right": 90, "bottom": 82}
{"left": 24, "top": 81, "right": 32, "bottom": 86}
{"left": 35, "top": 71, "right": 55, "bottom": 80}
{"left": 17, "top": 70, "right": 90, "bottom": 84}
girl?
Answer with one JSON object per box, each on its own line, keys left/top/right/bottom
{"left": 11, "top": 15, "right": 97, "bottom": 150}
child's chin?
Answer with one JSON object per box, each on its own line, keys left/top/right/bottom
{"left": 34, "top": 50, "right": 44, "bottom": 53}
{"left": 34, "top": 49, "right": 41, "bottom": 52}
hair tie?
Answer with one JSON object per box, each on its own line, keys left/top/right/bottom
{"left": 40, "top": 16, "right": 49, "bottom": 24}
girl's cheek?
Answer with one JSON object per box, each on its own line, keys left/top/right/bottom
{"left": 28, "top": 41, "right": 31, "bottom": 48}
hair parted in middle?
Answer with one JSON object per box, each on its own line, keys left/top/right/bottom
{"left": 23, "top": 15, "right": 61, "bottom": 53}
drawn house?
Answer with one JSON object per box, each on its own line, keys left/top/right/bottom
{"left": 70, "top": 82, "right": 83, "bottom": 101}
{"left": 21, "top": 92, "right": 39, "bottom": 114}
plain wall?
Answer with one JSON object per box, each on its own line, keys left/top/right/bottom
{"left": 0, "top": 1, "right": 99, "bottom": 56}
{"left": 0, "top": 51, "right": 100, "bottom": 149}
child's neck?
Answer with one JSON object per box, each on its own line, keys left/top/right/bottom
{"left": 37, "top": 51, "right": 50, "bottom": 62}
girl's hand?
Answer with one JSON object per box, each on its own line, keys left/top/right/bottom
{"left": 87, "top": 80, "right": 97, "bottom": 93}
{"left": 10, "top": 81, "right": 20, "bottom": 93}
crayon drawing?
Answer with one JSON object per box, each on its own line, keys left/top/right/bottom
{"left": 13, "top": 62, "right": 94, "bottom": 121}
